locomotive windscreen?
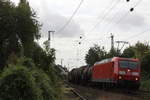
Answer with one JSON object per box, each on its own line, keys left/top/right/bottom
{"left": 119, "top": 61, "right": 139, "bottom": 69}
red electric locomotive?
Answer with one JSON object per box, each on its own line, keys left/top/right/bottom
{"left": 92, "top": 57, "right": 140, "bottom": 88}
{"left": 68, "top": 57, "right": 141, "bottom": 89}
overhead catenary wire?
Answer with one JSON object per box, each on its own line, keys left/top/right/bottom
{"left": 82, "top": 0, "right": 126, "bottom": 44}
{"left": 57, "top": 0, "right": 84, "bottom": 33}
{"left": 79, "top": 0, "right": 115, "bottom": 39}
{"left": 119, "top": 0, "right": 145, "bottom": 41}
{"left": 106, "top": 0, "right": 143, "bottom": 34}
{"left": 116, "top": 0, "right": 143, "bottom": 25}
{"left": 81, "top": 0, "right": 121, "bottom": 48}
{"left": 87, "top": 0, "right": 130, "bottom": 45}
{"left": 103, "top": 0, "right": 130, "bottom": 34}
{"left": 90, "top": 0, "right": 121, "bottom": 32}
{"left": 96, "top": 0, "right": 145, "bottom": 51}
{"left": 84, "top": 0, "right": 135, "bottom": 50}
{"left": 125, "top": 28, "right": 150, "bottom": 41}
{"left": 134, "top": 0, "right": 143, "bottom": 8}
{"left": 106, "top": 10, "right": 130, "bottom": 34}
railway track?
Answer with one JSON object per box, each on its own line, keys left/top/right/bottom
{"left": 68, "top": 82, "right": 150, "bottom": 100}
{"left": 70, "top": 88, "right": 87, "bottom": 100}
{"left": 66, "top": 83, "right": 87, "bottom": 100}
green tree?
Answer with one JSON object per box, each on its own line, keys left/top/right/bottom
{"left": 0, "top": 0, "right": 20, "bottom": 68}
{"left": 141, "top": 52, "right": 150, "bottom": 79}
{"left": 0, "top": 1, "right": 62, "bottom": 100}
{"left": 107, "top": 48, "right": 119, "bottom": 58}
{"left": 134, "top": 42, "right": 150, "bottom": 60}
{"left": 0, "top": 66, "right": 42, "bottom": 100}
{"left": 32, "top": 42, "right": 56, "bottom": 71}
{"left": 85, "top": 44, "right": 107, "bottom": 66}
{"left": 16, "top": 0, "right": 41, "bottom": 57}
{"left": 0, "top": 0, "right": 41, "bottom": 68}
{"left": 121, "top": 42, "right": 150, "bottom": 59}
{"left": 121, "top": 46, "right": 135, "bottom": 58}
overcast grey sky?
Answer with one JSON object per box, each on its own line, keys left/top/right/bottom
{"left": 12, "top": 0, "right": 150, "bottom": 69}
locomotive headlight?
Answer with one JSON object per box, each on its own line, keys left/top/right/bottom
{"left": 119, "top": 71, "right": 126, "bottom": 75}
{"left": 135, "top": 77, "right": 139, "bottom": 81}
{"left": 132, "top": 72, "right": 139, "bottom": 76}
{"left": 119, "top": 76, "right": 122, "bottom": 80}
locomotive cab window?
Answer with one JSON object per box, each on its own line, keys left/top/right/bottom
{"left": 119, "top": 61, "right": 139, "bottom": 69}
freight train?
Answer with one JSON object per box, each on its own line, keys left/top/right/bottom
{"left": 68, "top": 57, "right": 141, "bottom": 89}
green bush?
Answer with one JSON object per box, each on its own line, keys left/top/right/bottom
{"left": 31, "top": 68, "right": 60, "bottom": 100}
{"left": 140, "top": 80, "right": 150, "bottom": 91}
{"left": 18, "top": 57, "right": 35, "bottom": 68}
{"left": 0, "top": 66, "right": 42, "bottom": 100}
{"left": 141, "top": 53, "right": 150, "bottom": 79}
{"left": 0, "top": 65, "right": 62, "bottom": 100}
{"left": 44, "top": 65, "right": 62, "bottom": 99}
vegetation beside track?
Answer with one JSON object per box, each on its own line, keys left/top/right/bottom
{"left": 140, "top": 80, "right": 150, "bottom": 91}
{"left": 62, "top": 84, "right": 82, "bottom": 100}
{"left": 0, "top": 0, "right": 64, "bottom": 100}
{"left": 0, "top": 57, "right": 63, "bottom": 100}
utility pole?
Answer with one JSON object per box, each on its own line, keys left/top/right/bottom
{"left": 48, "top": 30, "right": 55, "bottom": 48}
{"left": 61, "top": 59, "right": 64, "bottom": 67}
{"left": 110, "top": 33, "right": 114, "bottom": 50}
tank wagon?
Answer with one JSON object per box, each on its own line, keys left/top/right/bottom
{"left": 68, "top": 57, "right": 141, "bottom": 89}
